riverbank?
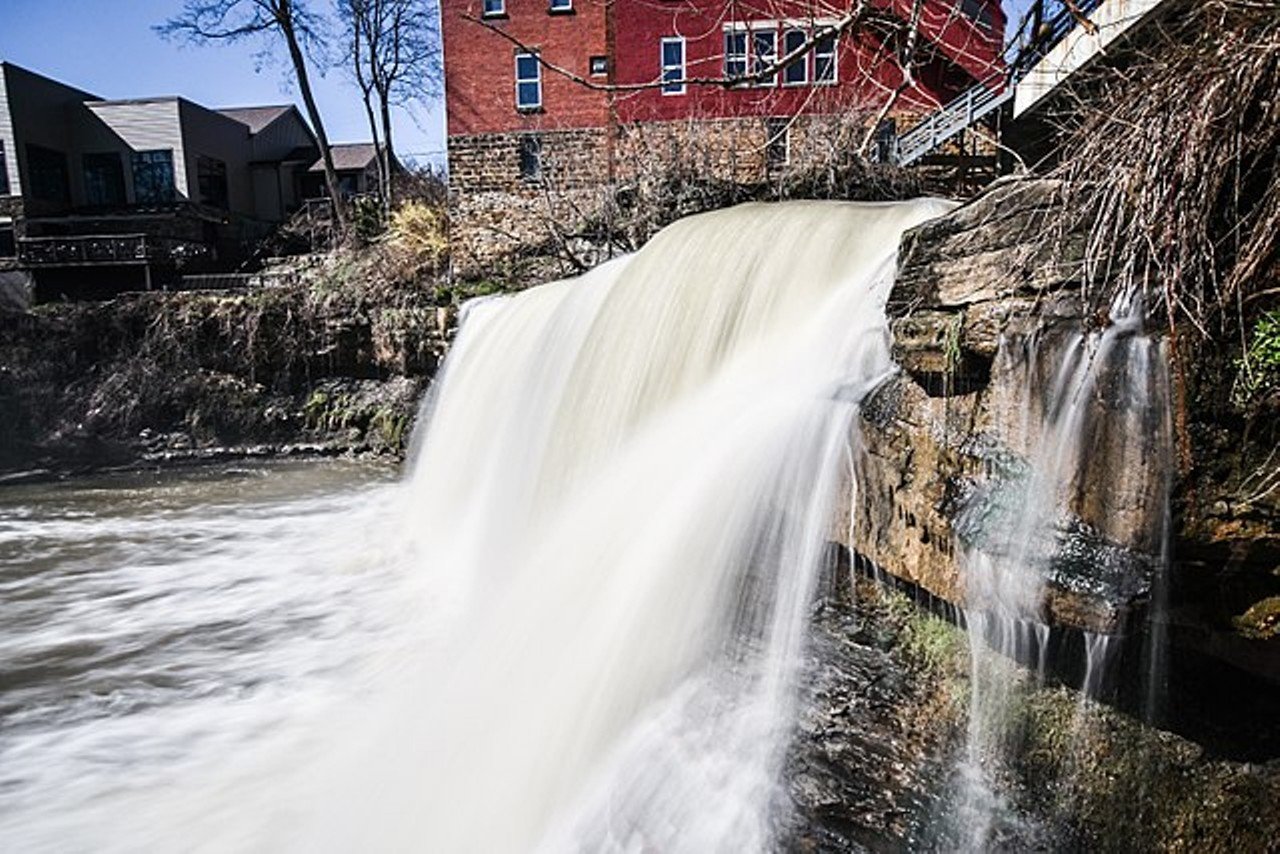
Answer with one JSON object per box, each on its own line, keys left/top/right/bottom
{"left": 0, "top": 271, "right": 452, "bottom": 477}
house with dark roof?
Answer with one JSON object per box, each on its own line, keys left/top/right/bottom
{"left": 0, "top": 62, "right": 362, "bottom": 302}
{"left": 302, "top": 142, "right": 398, "bottom": 199}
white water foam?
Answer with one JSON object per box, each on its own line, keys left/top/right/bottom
{"left": 0, "top": 199, "right": 954, "bottom": 853}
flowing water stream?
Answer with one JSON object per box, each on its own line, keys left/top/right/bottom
{"left": 946, "top": 304, "right": 1173, "bottom": 850}
{"left": 1, "top": 199, "right": 960, "bottom": 852}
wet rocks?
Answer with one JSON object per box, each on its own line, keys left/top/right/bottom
{"left": 841, "top": 178, "right": 1168, "bottom": 634}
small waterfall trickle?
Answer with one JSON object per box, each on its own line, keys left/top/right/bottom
{"left": 946, "top": 303, "right": 1174, "bottom": 849}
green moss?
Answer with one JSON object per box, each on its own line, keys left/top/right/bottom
{"left": 1233, "top": 596, "right": 1280, "bottom": 640}
{"left": 1016, "top": 685, "right": 1280, "bottom": 852}
{"left": 867, "top": 587, "right": 1280, "bottom": 850}
{"left": 368, "top": 408, "right": 410, "bottom": 450}
{"left": 943, "top": 313, "right": 963, "bottom": 378}
{"left": 876, "top": 588, "right": 968, "bottom": 678}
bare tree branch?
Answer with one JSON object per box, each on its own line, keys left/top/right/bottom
{"left": 158, "top": 0, "right": 348, "bottom": 233}
{"left": 339, "top": 0, "right": 442, "bottom": 212}
{"left": 462, "top": 2, "right": 878, "bottom": 93}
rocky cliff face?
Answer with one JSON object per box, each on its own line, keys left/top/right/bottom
{"left": 841, "top": 177, "right": 1279, "bottom": 756}
{"left": 0, "top": 285, "right": 453, "bottom": 476}
{"left": 842, "top": 179, "right": 1167, "bottom": 633}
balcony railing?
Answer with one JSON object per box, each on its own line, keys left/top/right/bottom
{"left": 884, "top": 0, "right": 1108, "bottom": 166}
{"left": 16, "top": 233, "right": 209, "bottom": 267}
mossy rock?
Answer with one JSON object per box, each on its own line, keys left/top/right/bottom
{"left": 1233, "top": 596, "right": 1280, "bottom": 640}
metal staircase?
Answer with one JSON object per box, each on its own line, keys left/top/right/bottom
{"left": 885, "top": 0, "right": 1106, "bottom": 167}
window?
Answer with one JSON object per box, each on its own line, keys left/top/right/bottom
{"left": 519, "top": 135, "right": 542, "bottom": 182}
{"left": 814, "top": 33, "right": 837, "bottom": 83}
{"left": 82, "top": 152, "right": 126, "bottom": 207}
{"left": 0, "top": 142, "right": 9, "bottom": 196}
{"left": 660, "top": 37, "right": 685, "bottom": 95}
{"left": 131, "top": 149, "right": 176, "bottom": 204}
{"left": 197, "top": 155, "right": 229, "bottom": 209}
{"left": 765, "top": 118, "right": 789, "bottom": 170}
{"left": 549, "top": 0, "right": 572, "bottom": 11}
{"left": 724, "top": 31, "right": 748, "bottom": 80}
{"left": 782, "top": 28, "right": 808, "bottom": 86}
{"left": 751, "top": 28, "right": 777, "bottom": 86}
{"left": 515, "top": 53, "right": 542, "bottom": 110}
{"left": 960, "top": 0, "right": 995, "bottom": 31}
{"left": 874, "top": 118, "right": 897, "bottom": 163}
{"left": 590, "top": 56, "right": 608, "bottom": 76}
{"left": 26, "top": 144, "right": 70, "bottom": 205}
{"left": 482, "top": 0, "right": 504, "bottom": 16}
{"left": 0, "top": 219, "right": 14, "bottom": 259}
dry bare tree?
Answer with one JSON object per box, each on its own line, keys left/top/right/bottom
{"left": 159, "top": 0, "right": 348, "bottom": 230}
{"left": 338, "top": 0, "right": 443, "bottom": 214}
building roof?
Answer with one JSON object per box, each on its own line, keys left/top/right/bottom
{"left": 216, "top": 105, "right": 295, "bottom": 133}
{"left": 309, "top": 143, "right": 380, "bottom": 172}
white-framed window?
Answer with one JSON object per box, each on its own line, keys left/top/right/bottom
{"left": 515, "top": 52, "right": 542, "bottom": 110}
{"left": 814, "top": 33, "right": 837, "bottom": 84}
{"left": 549, "top": 0, "right": 572, "bottom": 12}
{"left": 590, "top": 55, "right": 608, "bottom": 76}
{"left": 781, "top": 28, "right": 807, "bottom": 86}
{"left": 0, "top": 217, "right": 15, "bottom": 259}
{"left": 751, "top": 27, "right": 777, "bottom": 86}
{"left": 660, "top": 37, "right": 685, "bottom": 95}
{"left": 724, "top": 30, "right": 748, "bottom": 80}
{"left": 482, "top": 0, "right": 504, "bottom": 16}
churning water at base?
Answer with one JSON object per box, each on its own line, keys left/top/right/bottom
{"left": 0, "top": 199, "right": 953, "bottom": 852}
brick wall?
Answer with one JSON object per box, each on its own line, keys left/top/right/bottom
{"left": 441, "top": 0, "right": 610, "bottom": 136}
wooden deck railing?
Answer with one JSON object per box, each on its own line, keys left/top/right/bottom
{"left": 16, "top": 233, "right": 207, "bottom": 267}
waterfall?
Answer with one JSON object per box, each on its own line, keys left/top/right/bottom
{"left": 289, "top": 199, "right": 955, "bottom": 852}
{"left": 947, "top": 304, "right": 1174, "bottom": 849}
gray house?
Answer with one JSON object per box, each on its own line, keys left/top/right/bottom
{"left": 0, "top": 62, "right": 322, "bottom": 301}
{"left": 302, "top": 142, "right": 388, "bottom": 199}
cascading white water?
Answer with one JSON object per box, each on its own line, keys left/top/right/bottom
{"left": 316, "top": 198, "right": 957, "bottom": 853}
{"left": 0, "top": 199, "right": 955, "bottom": 853}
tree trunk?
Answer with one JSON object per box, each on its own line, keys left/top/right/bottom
{"left": 279, "top": 8, "right": 347, "bottom": 232}
{"left": 378, "top": 89, "right": 395, "bottom": 216}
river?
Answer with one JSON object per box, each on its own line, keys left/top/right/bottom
{"left": 0, "top": 460, "right": 417, "bottom": 851}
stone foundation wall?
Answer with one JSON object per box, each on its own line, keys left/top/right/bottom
{"left": 448, "top": 128, "right": 612, "bottom": 277}
{"left": 447, "top": 112, "right": 909, "bottom": 278}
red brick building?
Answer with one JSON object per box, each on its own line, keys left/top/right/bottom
{"left": 442, "top": 0, "right": 1005, "bottom": 270}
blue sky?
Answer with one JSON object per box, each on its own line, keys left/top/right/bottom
{"left": 0, "top": 0, "right": 447, "bottom": 166}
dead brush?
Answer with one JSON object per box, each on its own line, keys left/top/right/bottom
{"left": 1050, "top": 0, "right": 1280, "bottom": 335}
